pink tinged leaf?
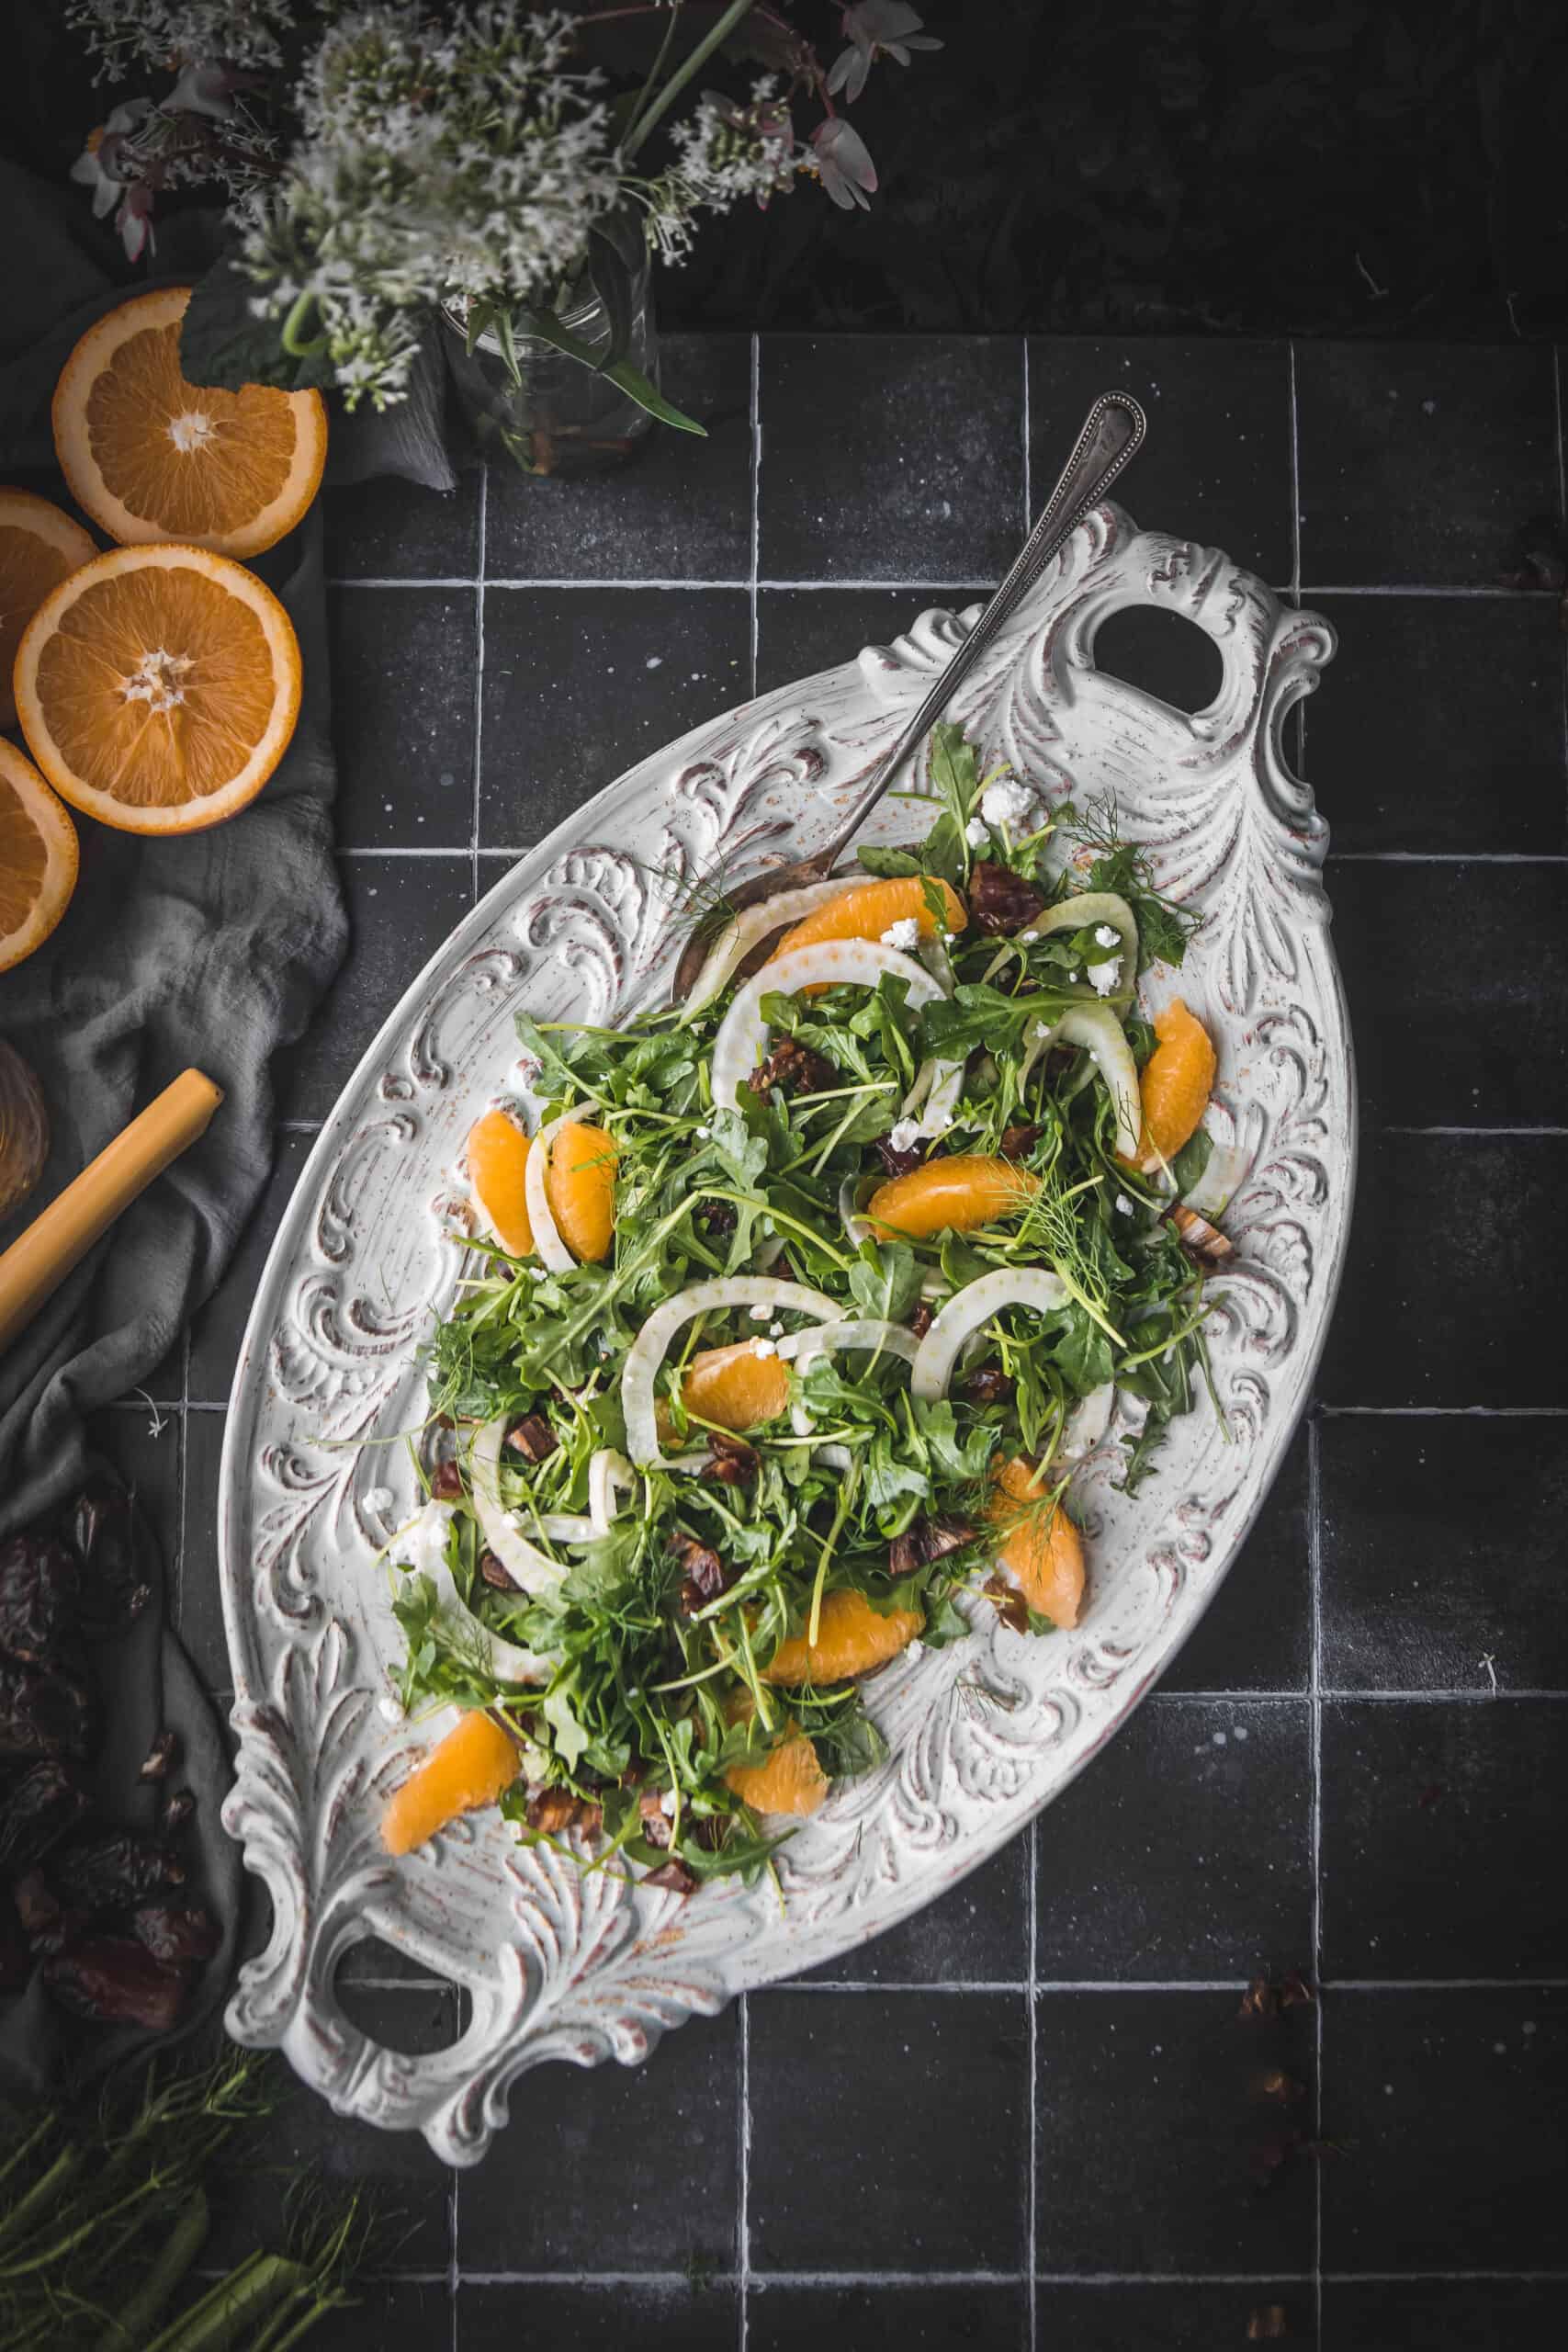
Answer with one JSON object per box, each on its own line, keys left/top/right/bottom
{"left": 811, "top": 117, "right": 878, "bottom": 211}
{"left": 118, "top": 184, "right": 154, "bottom": 265}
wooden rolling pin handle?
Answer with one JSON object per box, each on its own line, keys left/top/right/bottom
{"left": 0, "top": 1069, "right": 223, "bottom": 1357}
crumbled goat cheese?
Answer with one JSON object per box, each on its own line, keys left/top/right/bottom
{"left": 888, "top": 1117, "right": 923, "bottom": 1152}
{"left": 696, "top": 1124, "right": 711, "bottom": 1138}
{"left": 1093, "top": 923, "right": 1120, "bottom": 948}
{"left": 396, "top": 1500, "right": 454, "bottom": 1577}
{"left": 660, "top": 1788, "right": 679, "bottom": 1816}
{"left": 364, "top": 1486, "right": 395, "bottom": 1515}
{"left": 980, "top": 777, "right": 1037, "bottom": 830}
{"left": 750, "top": 1302, "right": 772, "bottom": 1319}
{"left": 1115, "top": 1193, "right": 1134, "bottom": 1216}
{"left": 964, "top": 816, "right": 990, "bottom": 847}
{"left": 377, "top": 1692, "right": 404, "bottom": 1724}
{"left": 750, "top": 1337, "right": 779, "bottom": 1359}
{"left": 879, "top": 917, "right": 920, "bottom": 953}
{"left": 1019, "top": 929, "right": 1039, "bottom": 944}
{"left": 1089, "top": 956, "right": 1121, "bottom": 996}
{"left": 1031, "top": 1021, "right": 1054, "bottom": 1043}
{"left": 769, "top": 1321, "right": 784, "bottom": 1337}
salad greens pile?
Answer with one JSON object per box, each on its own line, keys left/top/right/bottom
{"left": 389, "top": 724, "right": 1224, "bottom": 1887}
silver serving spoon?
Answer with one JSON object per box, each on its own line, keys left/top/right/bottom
{"left": 671, "top": 390, "right": 1147, "bottom": 1002}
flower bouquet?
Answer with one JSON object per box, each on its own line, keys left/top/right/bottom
{"left": 67, "top": 1, "right": 940, "bottom": 474}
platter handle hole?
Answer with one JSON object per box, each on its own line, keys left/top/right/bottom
{"left": 333, "top": 1940, "right": 467, "bottom": 2052}
{"left": 1089, "top": 606, "right": 1224, "bottom": 717}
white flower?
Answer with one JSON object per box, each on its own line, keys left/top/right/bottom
{"left": 66, "top": 1, "right": 293, "bottom": 82}
{"left": 964, "top": 816, "right": 990, "bottom": 847}
{"left": 1089, "top": 956, "right": 1122, "bottom": 997}
{"left": 810, "top": 116, "right": 877, "bottom": 210}
{"left": 826, "top": 4, "right": 942, "bottom": 105}
{"left": 70, "top": 98, "right": 152, "bottom": 219}
{"left": 880, "top": 916, "right": 920, "bottom": 952}
{"left": 980, "top": 777, "right": 1037, "bottom": 831}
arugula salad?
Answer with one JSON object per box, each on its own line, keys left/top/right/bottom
{"left": 378, "top": 725, "right": 1231, "bottom": 1891}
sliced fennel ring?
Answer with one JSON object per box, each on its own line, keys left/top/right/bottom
{"left": 1030, "top": 889, "right": 1140, "bottom": 978}
{"left": 1056, "top": 1004, "right": 1142, "bottom": 1161}
{"left": 682, "top": 876, "right": 867, "bottom": 1017}
{"left": 622, "top": 1274, "right": 839, "bottom": 1466}
{"left": 711, "top": 940, "right": 945, "bottom": 1113}
{"left": 911, "top": 1266, "right": 1068, "bottom": 1402}
{"left": 523, "top": 1112, "right": 582, "bottom": 1273}
{"left": 470, "top": 1417, "right": 590, "bottom": 1594}
{"left": 389, "top": 1495, "right": 546, "bottom": 1685}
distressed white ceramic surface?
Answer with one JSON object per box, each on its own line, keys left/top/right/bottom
{"left": 219, "top": 503, "right": 1351, "bottom": 2164}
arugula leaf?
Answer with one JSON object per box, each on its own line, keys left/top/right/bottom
{"left": 848, "top": 1239, "right": 921, "bottom": 1325}
{"left": 1168, "top": 1126, "right": 1213, "bottom": 1199}
{"left": 919, "top": 983, "right": 1035, "bottom": 1064}
{"left": 857, "top": 843, "right": 923, "bottom": 881}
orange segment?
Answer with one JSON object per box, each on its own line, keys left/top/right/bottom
{"left": 52, "top": 287, "right": 328, "bottom": 557}
{"left": 1135, "top": 998, "right": 1216, "bottom": 1170}
{"left": 468, "top": 1109, "right": 535, "bottom": 1257}
{"left": 770, "top": 875, "right": 967, "bottom": 960}
{"left": 381, "top": 1708, "right": 520, "bottom": 1856}
{"left": 0, "top": 741, "right": 78, "bottom": 974}
{"left": 763, "top": 1589, "right": 924, "bottom": 1685}
{"left": 656, "top": 1340, "right": 792, "bottom": 1441}
{"left": 990, "top": 1456, "right": 1085, "bottom": 1629}
{"left": 726, "top": 1721, "right": 829, "bottom": 1816}
{"left": 546, "top": 1120, "right": 617, "bottom": 1262}
{"left": 866, "top": 1153, "right": 1039, "bottom": 1240}
{"left": 0, "top": 488, "right": 96, "bottom": 727}
{"left": 13, "top": 542, "right": 301, "bottom": 835}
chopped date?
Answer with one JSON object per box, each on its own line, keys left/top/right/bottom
{"left": 62, "top": 1482, "right": 151, "bottom": 1638}
{"left": 51, "top": 1827, "right": 186, "bottom": 1911}
{"left": 642, "top": 1857, "right": 697, "bottom": 1896}
{"left": 131, "top": 1901, "right": 221, "bottom": 1966}
{"left": 428, "top": 1457, "right": 464, "bottom": 1501}
{"left": 503, "top": 1413, "right": 558, "bottom": 1464}
{"left": 479, "top": 1549, "right": 520, "bottom": 1592}
{"left": 12, "top": 1868, "right": 82, "bottom": 1955}
{"left": 908, "top": 1300, "right": 934, "bottom": 1340}
{"left": 701, "top": 1430, "right": 759, "bottom": 1487}
{"left": 525, "top": 1787, "right": 581, "bottom": 1835}
{"left": 637, "top": 1788, "right": 673, "bottom": 1849}
{"left": 0, "top": 1757, "right": 91, "bottom": 1874}
{"left": 44, "top": 1935, "right": 190, "bottom": 2031}
{"left": 0, "top": 1534, "right": 80, "bottom": 1663}
{"left": 983, "top": 1573, "right": 1030, "bottom": 1634}
{"left": 888, "top": 1510, "right": 975, "bottom": 1578}
{"left": 670, "top": 1530, "right": 729, "bottom": 1613}
{"left": 874, "top": 1136, "right": 925, "bottom": 1179}
{"left": 0, "top": 1657, "right": 96, "bottom": 1760}
{"left": 961, "top": 1365, "right": 1014, "bottom": 1406}
{"left": 749, "top": 1035, "right": 836, "bottom": 1099}
{"left": 998, "top": 1123, "right": 1041, "bottom": 1161}
{"left": 967, "top": 859, "right": 1045, "bottom": 935}
{"left": 696, "top": 1199, "right": 738, "bottom": 1238}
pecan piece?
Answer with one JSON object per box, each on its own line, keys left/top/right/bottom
{"left": 888, "top": 1510, "right": 975, "bottom": 1578}
{"left": 1168, "top": 1203, "right": 1234, "bottom": 1265}
{"left": 908, "top": 1300, "right": 934, "bottom": 1340}
{"left": 968, "top": 859, "right": 1046, "bottom": 935}
{"left": 961, "top": 1365, "right": 1014, "bottom": 1407}
{"left": 671, "top": 1530, "right": 730, "bottom": 1614}
{"left": 643, "top": 1857, "right": 698, "bottom": 1896}
{"left": 479, "top": 1548, "right": 520, "bottom": 1591}
{"left": 504, "top": 1412, "right": 558, "bottom": 1464}
{"left": 998, "top": 1122, "right": 1040, "bottom": 1161}
{"left": 638, "top": 1787, "right": 673, "bottom": 1849}
{"left": 428, "top": 1457, "right": 464, "bottom": 1501}
{"left": 983, "top": 1573, "right": 1030, "bottom": 1634}
{"left": 749, "top": 1035, "right": 837, "bottom": 1099}
{"left": 526, "top": 1787, "right": 580, "bottom": 1835}
{"left": 702, "top": 1430, "right": 760, "bottom": 1487}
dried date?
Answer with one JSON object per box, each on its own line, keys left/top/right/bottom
{"left": 0, "top": 1534, "right": 80, "bottom": 1662}
{"left": 998, "top": 1123, "right": 1041, "bottom": 1162}
{"left": 888, "top": 1511, "right": 974, "bottom": 1578}
{"left": 503, "top": 1413, "right": 558, "bottom": 1464}
{"left": 0, "top": 1657, "right": 96, "bottom": 1759}
{"left": 749, "top": 1036, "right": 837, "bottom": 1099}
{"left": 131, "top": 1902, "right": 221, "bottom": 1966}
{"left": 670, "top": 1530, "right": 729, "bottom": 1613}
{"left": 62, "top": 1483, "right": 151, "bottom": 1638}
{"left": 0, "top": 1887, "right": 28, "bottom": 1994}
{"left": 641, "top": 1857, "right": 697, "bottom": 1896}
{"left": 701, "top": 1431, "right": 759, "bottom": 1487}
{"left": 43, "top": 1935, "right": 190, "bottom": 2030}
{"left": 50, "top": 1828, "right": 186, "bottom": 1911}
{"left": 0, "top": 1757, "right": 91, "bottom": 1874}
{"left": 968, "top": 860, "right": 1045, "bottom": 934}
{"left": 961, "top": 1365, "right": 1014, "bottom": 1406}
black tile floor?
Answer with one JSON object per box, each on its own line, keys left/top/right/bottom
{"left": 96, "top": 332, "right": 1568, "bottom": 2348}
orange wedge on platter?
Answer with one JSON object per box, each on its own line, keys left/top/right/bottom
{"left": 0, "top": 740, "right": 79, "bottom": 974}
{"left": 545, "top": 1120, "right": 618, "bottom": 1262}
{"left": 990, "top": 1455, "right": 1086, "bottom": 1630}
{"left": 1135, "top": 998, "right": 1216, "bottom": 1170}
{"left": 381, "top": 1708, "right": 521, "bottom": 1856}
{"left": 14, "top": 542, "right": 301, "bottom": 835}
{"left": 468, "top": 1109, "right": 536, "bottom": 1257}
{"left": 866, "top": 1152, "right": 1039, "bottom": 1240}
{"left": 726, "top": 1720, "right": 829, "bottom": 1816}
{"left": 52, "top": 286, "right": 327, "bottom": 558}
{"left": 769, "top": 874, "right": 966, "bottom": 960}
{"left": 655, "top": 1340, "right": 792, "bottom": 1442}
{"left": 763, "top": 1589, "right": 924, "bottom": 1685}
{"left": 0, "top": 488, "right": 96, "bottom": 729}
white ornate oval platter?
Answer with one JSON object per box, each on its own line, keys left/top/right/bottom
{"left": 219, "top": 502, "right": 1352, "bottom": 2164}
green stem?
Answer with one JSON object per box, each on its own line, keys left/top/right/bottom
{"left": 619, "top": 0, "right": 758, "bottom": 160}
{"left": 0, "top": 2117, "right": 56, "bottom": 2201}
{"left": 0, "top": 2146, "right": 82, "bottom": 2256}
{"left": 95, "top": 2189, "right": 210, "bottom": 2352}
{"left": 621, "top": 0, "right": 684, "bottom": 153}
{"left": 280, "top": 288, "right": 327, "bottom": 358}
{"left": 143, "top": 2252, "right": 305, "bottom": 2352}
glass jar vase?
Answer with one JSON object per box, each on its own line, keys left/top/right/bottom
{"left": 443, "top": 265, "right": 660, "bottom": 480}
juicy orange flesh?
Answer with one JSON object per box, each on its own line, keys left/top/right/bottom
{"left": 990, "top": 1456, "right": 1085, "bottom": 1629}
{"left": 1, "top": 523, "right": 85, "bottom": 714}
{"left": 763, "top": 1589, "right": 924, "bottom": 1685}
{"left": 468, "top": 1110, "right": 535, "bottom": 1257}
{"left": 33, "top": 564, "right": 276, "bottom": 808}
{"left": 85, "top": 320, "right": 297, "bottom": 537}
{"left": 726, "top": 1722, "right": 829, "bottom": 1816}
{"left": 1136, "top": 998, "right": 1216, "bottom": 1165}
{"left": 657, "top": 1340, "right": 792, "bottom": 1441}
{"left": 546, "top": 1121, "right": 617, "bottom": 1262}
{"left": 0, "top": 774, "right": 49, "bottom": 934}
{"left": 866, "top": 1153, "right": 1039, "bottom": 1240}
{"left": 381, "top": 1708, "right": 519, "bottom": 1856}
{"left": 770, "top": 875, "right": 968, "bottom": 961}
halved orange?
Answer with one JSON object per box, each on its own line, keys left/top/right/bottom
{"left": 546, "top": 1121, "right": 618, "bottom": 1262}
{"left": 657, "top": 1340, "right": 792, "bottom": 1442}
{"left": 468, "top": 1109, "right": 535, "bottom": 1257}
{"left": 866, "top": 1152, "right": 1039, "bottom": 1240}
{"left": 14, "top": 542, "right": 301, "bottom": 835}
{"left": 52, "top": 287, "right": 328, "bottom": 557}
{"left": 770, "top": 875, "right": 967, "bottom": 960}
{"left": 0, "top": 740, "right": 79, "bottom": 974}
{"left": 990, "top": 1455, "right": 1085, "bottom": 1629}
{"left": 0, "top": 489, "right": 96, "bottom": 728}
{"left": 1135, "top": 998, "right": 1216, "bottom": 1170}
{"left": 726, "top": 1720, "right": 829, "bottom": 1816}
{"left": 381, "top": 1708, "right": 520, "bottom": 1856}
{"left": 763, "top": 1589, "right": 924, "bottom": 1685}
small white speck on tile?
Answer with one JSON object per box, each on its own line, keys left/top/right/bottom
{"left": 1523, "top": 2020, "right": 1537, "bottom": 2035}
{"left": 1212, "top": 1729, "right": 1227, "bottom": 1746}
{"left": 1234, "top": 1724, "right": 1249, "bottom": 1742}
{"left": 1384, "top": 2083, "right": 1394, "bottom": 2096}
{"left": 439, "top": 770, "right": 455, "bottom": 787}
{"left": 1495, "top": 2041, "right": 1507, "bottom": 2055}
{"left": 1422, "top": 397, "right": 1437, "bottom": 414}
{"left": 646, "top": 655, "right": 662, "bottom": 669}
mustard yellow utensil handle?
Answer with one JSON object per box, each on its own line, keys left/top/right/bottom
{"left": 0, "top": 1069, "right": 222, "bottom": 1356}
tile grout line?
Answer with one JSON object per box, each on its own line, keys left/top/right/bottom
{"left": 1307, "top": 1408, "right": 1325, "bottom": 2352}
{"left": 738, "top": 1989, "right": 751, "bottom": 2352}
{"left": 352, "top": 2265, "right": 1568, "bottom": 2288}
{"left": 328, "top": 574, "right": 1564, "bottom": 601}
{"left": 1026, "top": 1817, "right": 1038, "bottom": 2352}
{"left": 470, "top": 464, "right": 488, "bottom": 903}
{"left": 1555, "top": 345, "right": 1568, "bottom": 833}
{"left": 351, "top": 847, "right": 1568, "bottom": 869}
{"left": 1287, "top": 339, "right": 1303, "bottom": 605}
{"left": 1021, "top": 335, "right": 1032, "bottom": 529}
{"left": 748, "top": 334, "right": 761, "bottom": 702}
{"left": 174, "top": 1332, "right": 190, "bottom": 1646}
